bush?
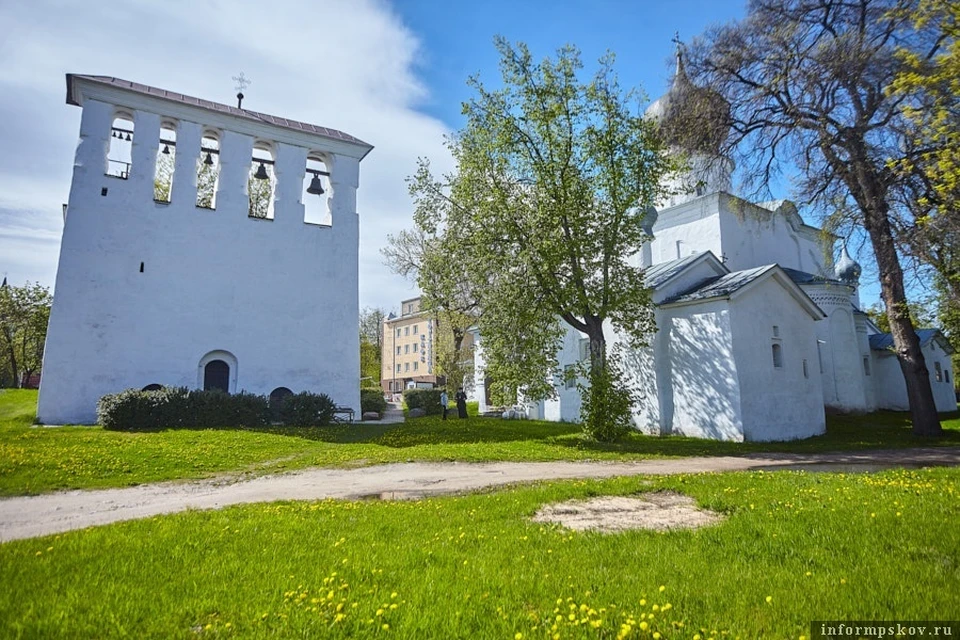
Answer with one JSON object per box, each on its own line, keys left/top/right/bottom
{"left": 278, "top": 391, "right": 337, "bottom": 426}
{"left": 361, "top": 388, "right": 387, "bottom": 415}
{"left": 579, "top": 354, "right": 637, "bottom": 442}
{"left": 403, "top": 388, "right": 444, "bottom": 416}
{"left": 98, "top": 387, "right": 279, "bottom": 430}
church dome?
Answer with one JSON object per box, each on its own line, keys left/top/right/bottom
{"left": 834, "top": 246, "right": 862, "bottom": 283}
{"left": 645, "top": 44, "right": 731, "bottom": 155}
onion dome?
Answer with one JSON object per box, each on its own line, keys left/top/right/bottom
{"left": 645, "top": 42, "right": 731, "bottom": 155}
{"left": 834, "top": 246, "right": 862, "bottom": 284}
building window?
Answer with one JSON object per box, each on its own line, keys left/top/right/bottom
{"left": 772, "top": 343, "right": 783, "bottom": 368}
{"left": 564, "top": 365, "right": 577, "bottom": 390}
{"left": 413, "top": 361, "right": 418, "bottom": 371}
{"left": 934, "top": 361, "right": 943, "bottom": 382}
{"left": 405, "top": 327, "right": 409, "bottom": 336}
{"left": 396, "top": 346, "right": 401, "bottom": 355}
{"left": 107, "top": 114, "right": 134, "bottom": 178}
{"left": 802, "top": 359, "right": 809, "bottom": 379}
{"left": 413, "top": 343, "right": 418, "bottom": 353}
{"left": 817, "top": 340, "right": 825, "bottom": 373}
{"left": 303, "top": 155, "right": 331, "bottom": 225}
{"left": 396, "top": 364, "right": 401, "bottom": 373}
{"left": 248, "top": 144, "right": 275, "bottom": 219}
{"left": 863, "top": 357, "right": 871, "bottom": 376}
{"left": 772, "top": 325, "right": 780, "bottom": 338}
{"left": 404, "top": 362, "right": 410, "bottom": 372}
{"left": 142, "top": 383, "right": 163, "bottom": 391}
{"left": 396, "top": 328, "right": 401, "bottom": 337}
{"left": 197, "top": 132, "right": 220, "bottom": 209}
{"left": 404, "top": 344, "right": 409, "bottom": 354}
{"left": 154, "top": 122, "right": 176, "bottom": 202}
{"left": 413, "top": 325, "right": 418, "bottom": 334}
{"left": 946, "top": 369, "right": 952, "bottom": 384}
{"left": 579, "top": 338, "right": 590, "bottom": 362}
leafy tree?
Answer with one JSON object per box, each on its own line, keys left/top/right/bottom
{"left": 686, "top": 0, "right": 945, "bottom": 435}
{"left": 359, "top": 307, "right": 387, "bottom": 386}
{"left": 248, "top": 168, "right": 273, "bottom": 219}
{"left": 196, "top": 159, "right": 218, "bottom": 208}
{"left": 865, "top": 300, "right": 935, "bottom": 333}
{"left": 153, "top": 150, "right": 174, "bottom": 202}
{"left": 0, "top": 281, "right": 52, "bottom": 388}
{"left": 414, "top": 38, "right": 672, "bottom": 440}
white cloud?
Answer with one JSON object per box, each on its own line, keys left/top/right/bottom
{"left": 0, "top": 0, "right": 448, "bottom": 312}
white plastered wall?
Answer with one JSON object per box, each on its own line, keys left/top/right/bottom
{"left": 38, "top": 98, "right": 363, "bottom": 424}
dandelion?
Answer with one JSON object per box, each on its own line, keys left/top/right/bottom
{"left": 765, "top": 596, "right": 773, "bottom": 604}
{"left": 515, "top": 634, "right": 523, "bottom": 640}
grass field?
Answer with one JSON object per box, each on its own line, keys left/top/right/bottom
{"left": 2, "top": 389, "right": 959, "bottom": 496}
{"left": 1, "top": 467, "right": 957, "bottom": 638}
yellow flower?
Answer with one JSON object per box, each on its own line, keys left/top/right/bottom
{"left": 382, "top": 624, "right": 390, "bottom": 631}
{"left": 659, "top": 585, "right": 666, "bottom": 592}
{"left": 765, "top": 596, "right": 773, "bottom": 604}
{"left": 640, "top": 621, "right": 649, "bottom": 631}
{"left": 515, "top": 634, "right": 523, "bottom": 640}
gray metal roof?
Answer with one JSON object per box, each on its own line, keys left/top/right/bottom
{"left": 643, "top": 253, "right": 706, "bottom": 289}
{"left": 66, "top": 74, "right": 372, "bottom": 150}
{"left": 869, "top": 329, "right": 953, "bottom": 353}
{"left": 781, "top": 267, "right": 846, "bottom": 287}
{"left": 662, "top": 265, "right": 773, "bottom": 304}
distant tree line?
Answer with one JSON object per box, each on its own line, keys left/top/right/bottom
{"left": 0, "top": 281, "right": 52, "bottom": 388}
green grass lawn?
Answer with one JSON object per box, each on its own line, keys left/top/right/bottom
{"left": 1, "top": 388, "right": 958, "bottom": 496}
{"left": 1, "top": 468, "right": 957, "bottom": 638}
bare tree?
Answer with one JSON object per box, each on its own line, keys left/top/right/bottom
{"left": 686, "top": 0, "right": 944, "bottom": 435}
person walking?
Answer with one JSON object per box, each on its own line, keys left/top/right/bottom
{"left": 455, "top": 387, "right": 468, "bottom": 419}
{"left": 440, "top": 389, "right": 449, "bottom": 420}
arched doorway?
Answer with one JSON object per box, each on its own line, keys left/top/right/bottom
{"left": 204, "top": 360, "right": 230, "bottom": 392}
{"left": 269, "top": 387, "right": 293, "bottom": 420}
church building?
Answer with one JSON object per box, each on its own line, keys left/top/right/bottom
{"left": 471, "top": 49, "right": 955, "bottom": 441}
{"left": 37, "top": 75, "right": 372, "bottom": 424}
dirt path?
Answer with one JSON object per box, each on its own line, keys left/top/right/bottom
{"left": 1, "top": 447, "right": 957, "bottom": 542}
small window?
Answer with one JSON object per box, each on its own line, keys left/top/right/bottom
{"left": 413, "top": 361, "right": 419, "bottom": 371}
{"left": 946, "top": 369, "right": 952, "bottom": 384}
{"left": 405, "top": 327, "right": 410, "bottom": 336}
{"left": 396, "top": 364, "right": 401, "bottom": 373}
{"left": 404, "top": 362, "right": 410, "bottom": 372}
{"left": 396, "top": 346, "right": 401, "bottom": 355}
{"left": 142, "top": 383, "right": 163, "bottom": 391}
{"left": 934, "top": 361, "right": 943, "bottom": 382}
{"left": 772, "top": 343, "right": 783, "bottom": 368}
{"left": 802, "top": 359, "right": 809, "bottom": 379}
{"left": 405, "top": 344, "right": 409, "bottom": 354}
{"left": 303, "top": 155, "right": 331, "bottom": 225}
{"left": 413, "top": 325, "right": 418, "bottom": 334}
{"left": 563, "top": 365, "right": 577, "bottom": 390}
{"left": 413, "top": 343, "right": 418, "bottom": 353}
{"left": 864, "top": 357, "right": 872, "bottom": 376}
{"left": 396, "top": 328, "right": 401, "bottom": 337}
{"left": 772, "top": 325, "right": 780, "bottom": 338}
{"left": 817, "top": 340, "right": 825, "bottom": 373}
{"left": 579, "top": 338, "right": 590, "bottom": 362}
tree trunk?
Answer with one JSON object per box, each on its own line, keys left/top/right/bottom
{"left": 584, "top": 315, "right": 606, "bottom": 378}
{"left": 1, "top": 324, "right": 17, "bottom": 389}
{"left": 863, "top": 198, "right": 942, "bottom": 436}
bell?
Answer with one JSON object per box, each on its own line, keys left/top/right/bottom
{"left": 306, "top": 174, "right": 325, "bottom": 195}
{"left": 162, "top": 144, "right": 170, "bottom": 155}
{"left": 204, "top": 152, "right": 214, "bottom": 166}
{"left": 125, "top": 133, "right": 132, "bottom": 141}
{"left": 253, "top": 162, "right": 269, "bottom": 180}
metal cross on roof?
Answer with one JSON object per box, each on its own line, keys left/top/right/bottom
{"left": 232, "top": 72, "right": 251, "bottom": 108}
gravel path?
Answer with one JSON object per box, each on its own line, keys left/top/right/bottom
{"left": 1, "top": 447, "right": 957, "bottom": 542}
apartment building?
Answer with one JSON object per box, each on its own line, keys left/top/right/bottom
{"left": 381, "top": 297, "right": 439, "bottom": 393}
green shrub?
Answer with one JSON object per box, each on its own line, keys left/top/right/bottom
{"left": 403, "top": 388, "right": 444, "bottom": 415}
{"left": 361, "top": 388, "right": 387, "bottom": 415}
{"left": 278, "top": 391, "right": 337, "bottom": 426}
{"left": 98, "top": 388, "right": 271, "bottom": 430}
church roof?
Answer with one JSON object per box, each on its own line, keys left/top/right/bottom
{"left": 781, "top": 267, "right": 848, "bottom": 287}
{"left": 643, "top": 253, "right": 707, "bottom": 289}
{"left": 66, "top": 74, "right": 372, "bottom": 152}
{"left": 662, "top": 265, "right": 773, "bottom": 305}
{"left": 869, "top": 329, "right": 954, "bottom": 354}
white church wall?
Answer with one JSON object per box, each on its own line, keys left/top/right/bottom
{"left": 659, "top": 300, "right": 744, "bottom": 441}
{"left": 38, "top": 98, "right": 363, "bottom": 424}
{"left": 543, "top": 324, "right": 587, "bottom": 422}
{"left": 650, "top": 196, "right": 723, "bottom": 264}
{"left": 872, "top": 341, "right": 956, "bottom": 412}
{"left": 716, "top": 196, "right": 827, "bottom": 275}
{"left": 728, "top": 279, "right": 825, "bottom": 441}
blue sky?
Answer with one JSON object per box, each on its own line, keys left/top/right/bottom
{"left": 0, "top": 0, "right": 887, "bottom": 312}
